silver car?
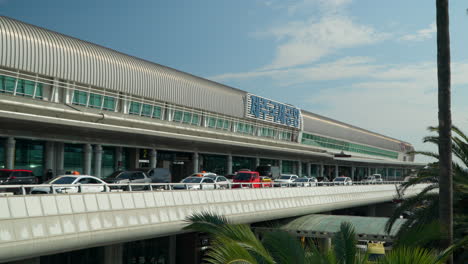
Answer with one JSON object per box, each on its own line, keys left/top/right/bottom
{"left": 172, "top": 177, "right": 216, "bottom": 190}
{"left": 103, "top": 171, "right": 151, "bottom": 190}
{"left": 205, "top": 175, "right": 230, "bottom": 189}
{"left": 293, "top": 177, "right": 318, "bottom": 187}
{"left": 274, "top": 174, "right": 299, "bottom": 187}
{"left": 31, "top": 175, "right": 108, "bottom": 194}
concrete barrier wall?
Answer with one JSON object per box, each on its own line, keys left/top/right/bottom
{"left": 0, "top": 184, "right": 430, "bottom": 262}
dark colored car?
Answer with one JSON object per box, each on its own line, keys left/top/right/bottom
{"left": 0, "top": 169, "right": 37, "bottom": 185}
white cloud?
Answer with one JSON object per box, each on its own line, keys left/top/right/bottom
{"left": 400, "top": 22, "right": 436, "bottom": 41}
{"left": 263, "top": 16, "right": 388, "bottom": 69}
{"left": 288, "top": 0, "right": 352, "bottom": 15}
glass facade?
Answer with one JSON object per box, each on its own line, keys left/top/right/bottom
{"left": 101, "top": 146, "right": 115, "bottom": 178}
{"left": 302, "top": 133, "right": 399, "bottom": 159}
{"left": 72, "top": 90, "right": 116, "bottom": 111}
{"left": 0, "top": 139, "right": 4, "bottom": 169}
{"left": 259, "top": 159, "right": 277, "bottom": 166}
{"left": 232, "top": 156, "right": 256, "bottom": 173}
{"left": 281, "top": 160, "right": 295, "bottom": 174}
{"left": 200, "top": 154, "right": 227, "bottom": 175}
{"left": 0, "top": 75, "right": 43, "bottom": 98}
{"left": 64, "top": 144, "right": 84, "bottom": 174}
{"left": 14, "top": 139, "right": 44, "bottom": 176}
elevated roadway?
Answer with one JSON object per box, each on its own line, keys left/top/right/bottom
{"left": 0, "top": 184, "right": 430, "bottom": 262}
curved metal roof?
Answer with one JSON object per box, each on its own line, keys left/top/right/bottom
{"left": 0, "top": 16, "right": 246, "bottom": 117}
{"left": 281, "top": 214, "right": 406, "bottom": 238}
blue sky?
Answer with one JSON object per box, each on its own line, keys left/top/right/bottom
{"left": 2, "top": 0, "right": 468, "bottom": 162}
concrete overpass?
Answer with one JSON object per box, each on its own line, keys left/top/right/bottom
{"left": 0, "top": 183, "right": 430, "bottom": 263}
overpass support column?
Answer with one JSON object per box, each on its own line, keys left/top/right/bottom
{"left": 150, "top": 149, "right": 157, "bottom": 169}
{"left": 169, "top": 235, "right": 177, "bottom": 264}
{"left": 115, "top": 147, "right": 123, "bottom": 170}
{"left": 227, "top": 154, "right": 233, "bottom": 175}
{"left": 307, "top": 163, "right": 311, "bottom": 177}
{"left": 5, "top": 137, "right": 15, "bottom": 169}
{"left": 55, "top": 142, "right": 64, "bottom": 175}
{"left": 83, "top": 144, "right": 92, "bottom": 175}
{"left": 103, "top": 244, "right": 122, "bottom": 264}
{"left": 335, "top": 164, "right": 339, "bottom": 178}
{"left": 298, "top": 161, "right": 302, "bottom": 176}
{"left": 193, "top": 152, "right": 199, "bottom": 173}
{"left": 367, "top": 204, "right": 376, "bottom": 217}
{"left": 45, "top": 141, "right": 55, "bottom": 175}
{"left": 319, "top": 238, "right": 331, "bottom": 253}
{"left": 93, "top": 144, "right": 103, "bottom": 177}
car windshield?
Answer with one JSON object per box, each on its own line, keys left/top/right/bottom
{"left": 50, "top": 177, "right": 77, "bottom": 184}
{"left": 0, "top": 171, "right": 12, "bottom": 178}
{"left": 235, "top": 173, "right": 253, "bottom": 181}
{"left": 279, "top": 176, "right": 291, "bottom": 179}
{"left": 334, "top": 177, "right": 346, "bottom": 182}
{"left": 295, "top": 178, "right": 308, "bottom": 182}
{"left": 182, "top": 177, "right": 202, "bottom": 183}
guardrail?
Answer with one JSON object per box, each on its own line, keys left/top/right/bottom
{"left": 0, "top": 181, "right": 406, "bottom": 196}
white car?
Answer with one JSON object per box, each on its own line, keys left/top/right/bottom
{"left": 333, "top": 176, "right": 353, "bottom": 185}
{"left": 204, "top": 175, "right": 230, "bottom": 188}
{"left": 31, "top": 175, "right": 108, "bottom": 194}
{"left": 363, "top": 174, "right": 383, "bottom": 184}
{"left": 274, "top": 174, "right": 299, "bottom": 187}
{"left": 293, "top": 177, "right": 318, "bottom": 187}
{"left": 172, "top": 177, "right": 216, "bottom": 190}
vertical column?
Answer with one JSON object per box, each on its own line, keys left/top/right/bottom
{"left": 5, "top": 137, "right": 15, "bottom": 169}
{"left": 351, "top": 166, "right": 355, "bottom": 180}
{"left": 335, "top": 164, "right": 339, "bottom": 178}
{"left": 94, "top": 144, "right": 103, "bottom": 177}
{"left": 103, "top": 244, "right": 123, "bottom": 264}
{"left": 385, "top": 168, "right": 389, "bottom": 181}
{"left": 255, "top": 157, "right": 260, "bottom": 168}
{"left": 319, "top": 238, "right": 331, "bottom": 253}
{"left": 55, "top": 142, "right": 64, "bottom": 175}
{"left": 115, "top": 147, "right": 123, "bottom": 171}
{"left": 367, "top": 167, "right": 371, "bottom": 177}
{"left": 320, "top": 163, "right": 324, "bottom": 177}
{"left": 297, "top": 161, "right": 302, "bottom": 176}
{"left": 45, "top": 141, "right": 55, "bottom": 174}
{"left": 83, "top": 144, "right": 92, "bottom": 175}
{"left": 306, "top": 163, "right": 311, "bottom": 177}
{"left": 169, "top": 235, "right": 177, "bottom": 264}
{"left": 227, "top": 154, "right": 233, "bottom": 175}
{"left": 150, "top": 149, "right": 157, "bottom": 169}
{"left": 193, "top": 152, "right": 199, "bottom": 173}
{"left": 394, "top": 168, "right": 397, "bottom": 181}
{"left": 279, "top": 159, "right": 283, "bottom": 174}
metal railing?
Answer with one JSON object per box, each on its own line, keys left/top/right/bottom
{"left": 0, "top": 181, "right": 406, "bottom": 196}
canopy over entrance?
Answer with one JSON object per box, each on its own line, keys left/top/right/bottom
{"left": 256, "top": 214, "right": 406, "bottom": 241}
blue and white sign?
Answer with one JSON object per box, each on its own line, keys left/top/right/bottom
{"left": 246, "top": 94, "right": 301, "bottom": 128}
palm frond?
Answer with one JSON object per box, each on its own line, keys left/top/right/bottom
{"left": 204, "top": 237, "right": 259, "bottom": 264}
{"left": 262, "top": 231, "right": 306, "bottom": 264}
{"left": 377, "top": 247, "right": 438, "bottom": 264}
{"left": 394, "top": 221, "right": 442, "bottom": 248}
{"left": 333, "top": 222, "right": 357, "bottom": 264}
{"left": 434, "top": 235, "right": 468, "bottom": 264}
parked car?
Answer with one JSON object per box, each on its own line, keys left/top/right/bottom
{"left": 190, "top": 172, "right": 218, "bottom": 178}
{"left": 232, "top": 171, "right": 261, "bottom": 188}
{"left": 273, "top": 174, "right": 299, "bottom": 187}
{"left": 134, "top": 168, "right": 172, "bottom": 183}
{"left": 204, "top": 175, "right": 230, "bottom": 189}
{"left": 316, "top": 176, "right": 331, "bottom": 185}
{"left": 103, "top": 171, "right": 151, "bottom": 190}
{"left": 172, "top": 177, "right": 216, "bottom": 190}
{"left": 0, "top": 169, "right": 38, "bottom": 185}
{"left": 31, "top": 175, "right": 108, "bottom": 194}
{"left": 293, "top": 177, "right": 318, "bottom": 187}
{"left": 260, "top": 176, "right": 273, "bottom": 187}
{"left": 333, "top": 176, "right": 353, "bottom": 185}
{"left": 363, "top": 174, "right": 383, "bottom": 184}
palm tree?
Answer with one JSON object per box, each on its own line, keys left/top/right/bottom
{"left": 184, "top": 212, "right": 465, "bottom": 264}
{"left": 435, "top": 1, "right": 453, "bottom": 263}
{"left": 385, "top": 126, "right": 468, "bottom": 261}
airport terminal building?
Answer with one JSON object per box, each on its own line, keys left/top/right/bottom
{"left": 0, "top": 16, "right": 422, "bottom": 182}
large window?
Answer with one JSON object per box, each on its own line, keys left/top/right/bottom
{"left": 130, "top": 101, "right": 163, "bottom": 119}
{"left": 64, "top": 144, "right": 84, "bottom": 174}
{"left": 0, "top": 75, "right": 43, "bottom": 98}
{"left": 301, "top": 133, "right": 399, "bottom": 159}
{"left": 14, "top": 139, "right": 44, "bottom": 176}
{"left": 282, "top": 160, "right": 295, "bottom": 174}
{"left": 72, "top": 90, "right": 116, "bottom": 111}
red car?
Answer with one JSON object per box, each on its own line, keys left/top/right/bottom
{"left": 232, "top": 171, "right": 261, "bottom": 188}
